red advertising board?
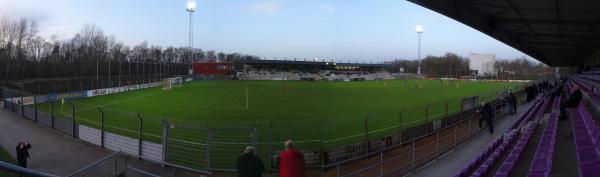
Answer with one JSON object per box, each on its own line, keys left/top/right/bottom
{"left": 193, "top": 62, "right": 235, "bottom": 75}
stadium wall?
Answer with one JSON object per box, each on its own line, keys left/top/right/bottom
{"left": 78, "top": 125, "right": 163, "bottom": 162}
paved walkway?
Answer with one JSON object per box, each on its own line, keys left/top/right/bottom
{"left": 0, "top": 104, "right": 112, "bottom": 176}
{"left": 409, "top": 102, "right": 533, "bottom": 177}
{"left": 0, "top": 103, "right": 193, "bottom": 177}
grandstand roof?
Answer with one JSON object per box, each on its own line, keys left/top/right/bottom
{"left": 243, "top": 59, "right": 394, "bottom": 68}
{"left": 409, "top": 0, "right": 600, "bottom": 67}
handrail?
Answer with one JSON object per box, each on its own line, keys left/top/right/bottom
{"left": 324, "top": 97, "right": 517, "bottom": 171}
{"left": 127, "top": 166, "right": 161, "bottom": 177}
{"left": 64, "top": 151, "right": 121, "bottom": 177}
{"left": 321, "top": 112, "right": 481, "bottom": 169}
{"left": 0, "top": 160, "right": 59, "bottom": 177}
{"left": 123, "top": 151, "right": 213, "bottom": 175}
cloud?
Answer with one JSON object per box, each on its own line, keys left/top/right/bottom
{"left": 251, "top": 1, "right": 282, "bottom": 15}
{"left": 319, "top": 2, "right": 335, "bottom": 15}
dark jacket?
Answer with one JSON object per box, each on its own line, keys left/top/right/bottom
{"left": 509, "top": 94, "right": 517, "bottom": 106}
{"left": 480, "top": 103, "right": 494, "bottom": 121}
{"left": 236, "top": 153, "right": 265, "bottom": 177}
{"left": 16, "top": 143, "right": 31, "bottom": 162}
{"left": 565, "top": 88, "right": 582, "bottom": 108}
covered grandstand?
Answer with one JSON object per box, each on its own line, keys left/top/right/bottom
{"left": 193, "top": 60, "right": 397, "bottom": 81}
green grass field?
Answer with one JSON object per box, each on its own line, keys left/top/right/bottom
{"left": 36, "top": 79, "right": 520, "bottom": 169}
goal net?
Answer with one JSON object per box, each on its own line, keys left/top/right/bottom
{"left": 162, "top": 77, "right": 183, "bottom": 90}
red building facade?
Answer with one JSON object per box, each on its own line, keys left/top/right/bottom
{"left": 192, "top": 62, "right": 235, "bottom": 75}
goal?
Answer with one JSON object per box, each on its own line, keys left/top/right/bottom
{"left": 162, "top": 77, "right": 183, "bottom": 90}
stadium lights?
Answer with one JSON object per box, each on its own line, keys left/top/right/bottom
{"left": 186, "top": 0, "right": 196, "bottom": 72}
{"left": 187, "top": 0, "right": 197, "bottom": 12}
{"left": 416, "top": 25, "right": 424, "bottom": 75}
{"left": 415, "top": 25, "right": 424, "bottom": 33}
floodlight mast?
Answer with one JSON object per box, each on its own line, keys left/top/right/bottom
{"left": 186, "top": 1, "right": 196, "bottom": 72}
{"left": 416, "top": 25, "right": 424, "bottom": 75}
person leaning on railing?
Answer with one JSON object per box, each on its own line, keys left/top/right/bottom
{"left": 478, "top": 102, "right": 495, "bottom": 134}
{"left": 236, "top": 146, "right": 264, "bottom": 177}
{"left": 277, "top": 140, "right": 305, "bottom": 177}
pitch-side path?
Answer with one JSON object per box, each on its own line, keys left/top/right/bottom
{"left": 0, "top": 102, "right": 198, "bottom": 177}
{"left": 409, "top": 101, "right": 533, "bottom": 177}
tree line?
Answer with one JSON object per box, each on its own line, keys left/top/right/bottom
{"left": 390, "top": 52, "right": 552, "bottom": 78}
{"left": 0, "top": 16, "right": 262, "bottom": 84}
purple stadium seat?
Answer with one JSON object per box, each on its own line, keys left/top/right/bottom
{"left": 579, "top": 163, "right": 600, "bottom": 177}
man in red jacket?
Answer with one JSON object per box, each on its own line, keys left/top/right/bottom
{"left": 278, "top": 140, "right": 305, "bottom": 177}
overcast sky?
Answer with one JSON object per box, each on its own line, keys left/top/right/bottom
{"left": 0, "top": 0, "right": 533, "bottom": 62}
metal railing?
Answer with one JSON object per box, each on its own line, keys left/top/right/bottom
{"left": 325, "top": 100, "right": 512, "bottom": 177}
{"left": 0, "top": 160, "right": 59, "bottom": 177}
{"left": 64, "top": 151, "right": 212, "bottom": 177}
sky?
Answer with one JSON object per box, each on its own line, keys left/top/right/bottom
{"left": 0, "top": 0, "right": 533, "bottom": 62}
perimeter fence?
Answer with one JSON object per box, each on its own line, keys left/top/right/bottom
{"left": 2, "top": 80, "right": 528, "bottom": 175}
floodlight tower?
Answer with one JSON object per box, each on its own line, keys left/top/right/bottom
{"left": 186, "top": 0, "right": 196, "bottom": 73}
{"left": 186, "top": 0, "right": 196, "bottom": 49}
{"left": 416, "top": 25, "right": 424, "bottom": 75}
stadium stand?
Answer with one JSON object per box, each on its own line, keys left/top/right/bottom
{"left": 451, "top": 85, "right": 559, "bottom": 177}
{"left": 492, "top": 123, "right": 537, "bottom": 177}
{"left": 236, "top": 60, "right": 396, "bottom": 81}
{"left": 526, "top": 112, "right": 559, "bottom": 177}
{"left": 239, "top": 67, "right": 395, "bottom": 81}
{"left": 568, "top": 98, "right": 600, "bottom": 176}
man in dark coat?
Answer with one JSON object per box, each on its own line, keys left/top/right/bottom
{"left": 16, "top": 140, "right": 31, "bottom": 168}
{"left": 560, "top": 85, "right": 582, "bottom": 120}
{"left": 236, "top": 146, "right": 264, "bottom": 177}
{"left": 479, "top": 102, "right": 495, "bottom": 134}
{"left": 565, "top": 86, "right": 582, "bottom": 108}
{"left": 509, "top": 92, "right": 517, "bottom": 115}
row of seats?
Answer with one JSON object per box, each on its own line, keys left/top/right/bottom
{"left": 471, "top": 133, "right": 517, "bottom": 177}
{"left": 453, "top": 86, "right": 558, "bottom": 177}
{"left": 577, "top": 74, "right": 600, "bottom": 84}
{"left": 507, "top": 96, "right": 548, "bottom": 132}
{"left": 453, "top": 96, "right": 549, "bottom": 177}
{"left": 571, "top": 78, "right": 593, "bottom": 92}
{"left": 526, "top": 100, "right": 560, "bottom": 177}
{"left": 452, "top": 134, "right": 510, "bottom": 177}
{"left": 569, "top": 78, "right": 600, "bottom": 108}
{"left": 493, "top": 123, "right": 537, "bottom": 177}
{"left": 493, "top": 94, "right": 557, "bottom": 177}
{"left": 569, "top": 100, "right": 600, "bottom": 176}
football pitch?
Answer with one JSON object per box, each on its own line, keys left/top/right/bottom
{"left": 36, "top": 79, "right": 520, "bottom": 169}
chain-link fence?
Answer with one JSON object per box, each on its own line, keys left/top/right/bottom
{"left": 2, "top": 81, "right": 528, "bottom": 175}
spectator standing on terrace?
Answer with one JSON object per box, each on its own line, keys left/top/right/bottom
{"left": 15, "top": 140, "right": 32, "bottom": 168}
{"left": 509, "top": 92, "right": 517, "bottom": 115}
{"left": 236, "top": 146, "right": 264, "bottom": 177}
{"left": 560, "top": 85, "right": 582, "bottom": 120}
{"left": 479, "top": 102, "right": 495, "bottom": 134}
{"left": 278, "top": 140, "right": 305, "bottom": 177}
